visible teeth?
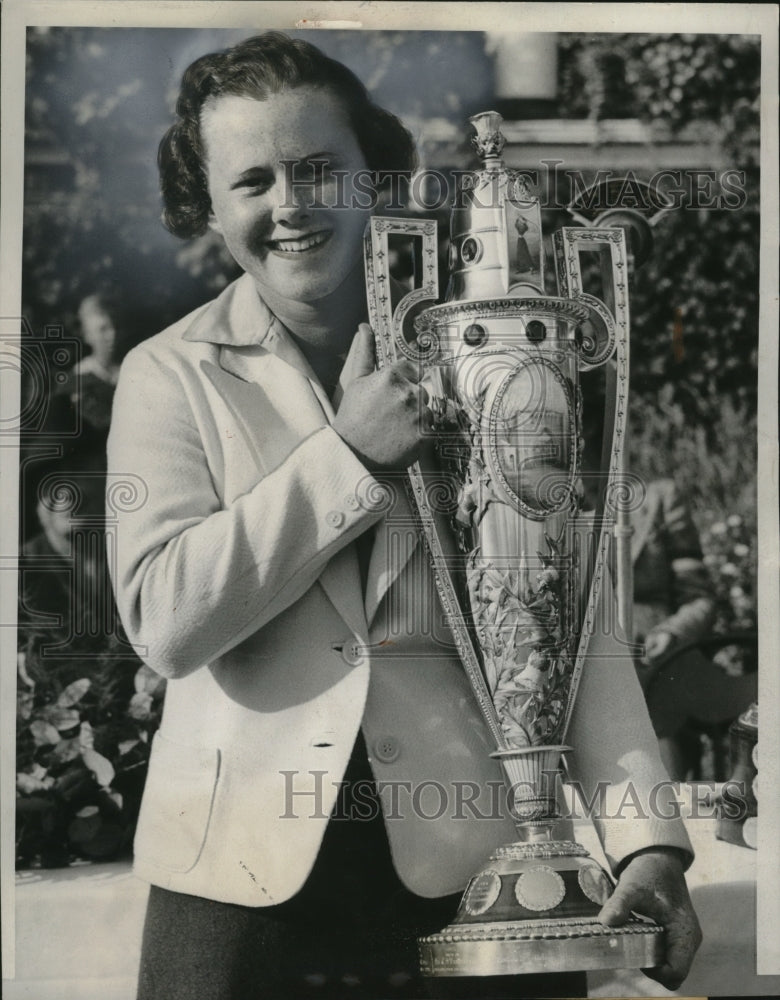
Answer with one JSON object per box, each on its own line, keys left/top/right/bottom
{"left": 268, "top": 232, "right": 329, "bottom": 253}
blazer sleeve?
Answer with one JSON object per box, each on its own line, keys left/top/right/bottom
{"left": 107, "top": 346, "right": 383, "bottom": 679}
{"left": 655, "top": 479, "right": 717, "bottom": 645}
{"left": 565, "top": 568, "right": 694, "bottom": 874}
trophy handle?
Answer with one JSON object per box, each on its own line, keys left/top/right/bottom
{"left": 364, "top": 217, "right": 440, "bottom": 368}
{"left": 553, "top": 227, "right": 639, "bottom": 733}
{"left": 553, "top": 226, "right": 630, "bottom": 371}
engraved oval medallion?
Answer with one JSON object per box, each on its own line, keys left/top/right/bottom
{"left": 578, "top": 863, "right": 613, "bottom": 905}
{"left": 463, "top": 870, "right": 501, "bottom": 916}
{"left": 485, "top": 357, "right": 576, "bottom": 518}
{"left": 514, "top": 865, "right": 565, "bottom": 911}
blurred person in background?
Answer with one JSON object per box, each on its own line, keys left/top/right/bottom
{"left": 56, "top": 290, "right": 123, "bottom": 442}
{"left": 74, "top": 293, "right": 122, "bottom": 387}
{"left": 18, "top": 451, "right": 110, "bottom": 668}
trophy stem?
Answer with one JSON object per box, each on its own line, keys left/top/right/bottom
{"left": 491, "top": 744, "right": 571, "bottom": 828}
{"left": 516, "top": 821, "right": 556, "bottom": 844}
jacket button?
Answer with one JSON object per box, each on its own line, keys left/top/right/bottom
{"left": 373, "top": 736, "right": 400, "bottom": 763}
{"left": 343, "top": 493, "right": 360, "bottom": 511}
{"left": 326, "top": 510, "right": 345, "bottom": 528}
{"left": 342, "top": 641, "right": 365, "bottom": 667}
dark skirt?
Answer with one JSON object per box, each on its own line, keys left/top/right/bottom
{"left": 137, "top": 733, "right": 586, "bottom": 1000}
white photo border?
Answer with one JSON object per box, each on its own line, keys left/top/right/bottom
{"left": 2, "top": 0, "right": 778, "bottom": 988}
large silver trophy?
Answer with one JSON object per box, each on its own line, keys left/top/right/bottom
{"left": 364, "top": 112, "right": 663, "bottom": 976}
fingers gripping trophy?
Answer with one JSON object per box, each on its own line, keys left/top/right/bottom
{"left": 364, "top": 112, "right": 663, "bottom": 977}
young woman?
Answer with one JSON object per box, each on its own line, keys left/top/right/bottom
{"left": 107, "top": 32, "right": 700, "bottom": 1000}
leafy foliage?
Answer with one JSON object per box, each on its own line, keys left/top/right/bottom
{"left": 16, "top": 630, "right": 164, "bottom": 869}
{"left": 557, "top": 34, "right": 760, "bottom": 155}
{"left": 557, "top": 33, "right": 760, "bottom": 422}
{"left": 701, "top": 515, "right": 757, "bottom": 634}
{"left": 628, "top": 204, "right": 759, "bottom": 421}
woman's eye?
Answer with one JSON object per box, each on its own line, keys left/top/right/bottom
{"left": 232, "top": 173, "right": 273, "bottom": 196}
{"left": 244, "top": 179, "right": 272, "bottom": 196}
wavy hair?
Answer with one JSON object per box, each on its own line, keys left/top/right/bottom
{"left": 159, "top": 31, "right": 417, "bottom": 238}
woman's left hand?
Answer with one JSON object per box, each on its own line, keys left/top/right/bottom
{"left": 598, "top": 847, "right": 702, "bottom": 990}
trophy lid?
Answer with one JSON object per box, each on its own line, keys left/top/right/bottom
{"left": 446, "top": 111, "right": 544, "bottom": 301}
{"left": 469, "top": 110, "right": 506, "bottom": 164}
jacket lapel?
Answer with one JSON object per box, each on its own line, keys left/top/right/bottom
{"left": 191, "top": 276, "right": 368, "bottom": 642}
{"left": 364, "top": 480, "right": 418, "bottom": 626}
{"left": 320, "top": 546, "right": 369, "bottom": 642}
{"left": 363, "top": 440, "right": 444, "bottom": 627}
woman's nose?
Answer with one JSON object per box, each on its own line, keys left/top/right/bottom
{"left": 270, "top": 171, "right": 314, "bottom": 227}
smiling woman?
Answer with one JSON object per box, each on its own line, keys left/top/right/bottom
{"left": 156, "top": 32, "right": 415, "bottom": 380}
{"left": 202, "top": 89, "right": 371, "bottom": 311}
{"left": 158, "top": 32, "right": 416, "bottom": 238}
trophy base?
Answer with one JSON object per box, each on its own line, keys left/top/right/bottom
{"left": 419, "top": 916, "right": 663, "bottom": 977}
{"left": 419, "top": 837, "right": 664, "bottom": 977}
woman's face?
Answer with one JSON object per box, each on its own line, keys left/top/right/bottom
{"left": 80, "top": 305, "right": 116, "bottom": 363}
{"left": 202, "top": 86, "right": 371, "bottom": 306}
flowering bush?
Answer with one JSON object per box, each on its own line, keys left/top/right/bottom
{"left": 701, "top": 513, "right": 757, "bottom": 633}
{"left": 15, "top": 630, "right": 164, "bottom": 869}
{"left": 699, "top": 513, "right": 757, "bottom": 682}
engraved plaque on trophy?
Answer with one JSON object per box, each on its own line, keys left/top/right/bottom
{"left": 364, "top": 112, "right": 665, "bottom": 976}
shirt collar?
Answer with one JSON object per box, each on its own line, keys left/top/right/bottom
{"left": 181, "top": 272, "right": 282, "bottom": 348}
{"left": 182, "top": 272, "right": 326, "bottom": 383}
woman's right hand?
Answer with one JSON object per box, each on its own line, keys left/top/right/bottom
{"left": 333, "top": 323, "right": 431, "bottom": 470}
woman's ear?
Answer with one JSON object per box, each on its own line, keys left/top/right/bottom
{"left": 207, "top": 212, "right": 223, "bottom": 236}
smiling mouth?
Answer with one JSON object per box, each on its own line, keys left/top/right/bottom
{"left": 266, "top": 230, "right": 332, "bottom": 255}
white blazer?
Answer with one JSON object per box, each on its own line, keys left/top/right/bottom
{"left": 107, "top": 273, "right": 692, "bottom": 907}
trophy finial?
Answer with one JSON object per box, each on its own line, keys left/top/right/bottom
{"left": 469, "top": 110, "right": 506, "bottom": 162}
